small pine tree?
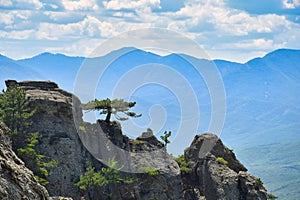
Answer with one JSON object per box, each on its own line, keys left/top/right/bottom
{"left": 82, "top": 98, "right": 142, "bottom": 123}
{"left": 0, "top": 83, "right": 34, "bottom": 136}
{"left": 0, "top": 83, "right": 57, "bottom": 186}
{"left": 174, "top": 154, "right": 192, "bottom": 173}
{"left": 75, "top": 158, "right": 135, "bottom": 198}
{"left": 160, "top": 131, "right": 172, "bottom": 146}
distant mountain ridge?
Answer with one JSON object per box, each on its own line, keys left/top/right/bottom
{"left": 0, "top": 48, "right": 299, "bottom": 199}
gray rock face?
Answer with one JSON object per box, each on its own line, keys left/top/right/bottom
{"left": 76, "top": 121, "right": 184, "bottom": 199}
{"left": 6, "top": 80, "right": 87, "bottom": 198}
{"left": 3, "top": 80, "right": 270, "bottom": 200}
{"left": 0, "top": 121, "right": 50, "bottom": 200}
{"left": 183, "top": 133, "right": 268, "bottom": 200}
{"left": 6, "top": 80, "right": 183, "bottom": 200}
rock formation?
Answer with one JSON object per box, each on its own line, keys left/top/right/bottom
{"left": 182, "top": 133, "right": 268, "bottom": 200}
{"left": 2, "top": 80, "right": 270, "bottom": 200}
{"left": 5, "top": 80, "right": 183, "bottom": 200}
{"left": 0, "top": 121, "right": 50, "bottom": 199}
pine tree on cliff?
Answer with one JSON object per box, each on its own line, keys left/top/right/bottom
{"left": 0, "top": 83, "right": 34, "bottom": 136}
{"left": 82, "top": 98, "right": 142, "bottom": 123}
{"left": 160, "top": 131, "right": 172, "bottom": 146}
{"left": 0, "top": 83, "right": 57, "bottom": 186}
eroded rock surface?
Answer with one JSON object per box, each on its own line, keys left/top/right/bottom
{"left": 5, "top": 80, "right": 183, "bottom": 200}
{"left": 3, "top": 80, "right": 270, "bottom": 200}
{"left": 182, "top": 133, "right": 268, "bottom": 200}
{"left": 0, "top": 121, "right": 50, "bottom": 200}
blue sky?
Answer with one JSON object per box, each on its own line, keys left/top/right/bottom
{"left": 0, "top": 0, "right": 299, "bottom": 62}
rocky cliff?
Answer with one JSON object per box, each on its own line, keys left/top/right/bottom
{"left": 0, "top": 121, "right": 50, "bottom": 199}
{"left": 182, "top": 133, "right": 268, "bottom": 200}
{"left": 2, "top": 80, "right": 269, "bottom": 200}
{"left": 5, "top": 80, "right": 183, "bottom": 200}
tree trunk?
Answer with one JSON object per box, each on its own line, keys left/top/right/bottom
{"left": 105, "top": 108, "right": 112, "bottom": 123}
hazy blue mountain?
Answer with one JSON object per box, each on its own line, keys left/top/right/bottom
{"left": 0, "top": 48, "right": 299, "bottom": 199}
{"left": 0, "top": 54, "right": 43, "bottom": 90}
{"left": 17, "top": 53, "right": 85, "bottom": 91}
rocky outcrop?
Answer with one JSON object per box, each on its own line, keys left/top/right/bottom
{"left": 0, "top": 121, "right": 50, "bottom": 199}
{"left": 78, "top": 122, "right": 183, "bottom": 200}
{"left": 3, "top": 80, "right": 270, "bottom": 200}
{"left": 6, "top": 80, "right": 88, "bottom": 198}
{"left": 182, "top": 133, "right": 268, "bottom": 200}
{"left": 5, "top": 80, "right": 183, "bottom": 200}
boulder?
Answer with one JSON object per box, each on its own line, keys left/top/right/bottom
{"left": 183, "top": 133, "right": 268, "bottom": 200}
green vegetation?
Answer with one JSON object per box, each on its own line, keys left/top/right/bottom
{"left": 132, "top": 139, "right": 146, "bottom": 145}
{"left": 174, "top": 154, "right": 192, "bottom": 173}
{"left": 0, "top": 83, "right": 34, "bottom": 135}
{"left": 267, "top": 193, "right": 278, "bottom": 199}
{"left": 17, "top": 132, "right": 58, "bottom": 185}
{"left": 160, "top": 131, "right": 171, "bottom": 146}
{"left": 75, "top": 158, "right": 135, "bottom": 191}
{"left": 82, "top": 98, "right": 142, "bottom": 123}
{"left": 0, "top": 83, "right": 57, "bottom": 186}
{"left": 216, "top": 157, "right": 228, "bottom": 165}
{"left": 138, "top": 166, "right": 159, "bottom": 176}
{"left": 255, "top": 178, "right": 264, "bottom": 189}
{"left": 78, "top": 125, "right": 86, "bottom": 132}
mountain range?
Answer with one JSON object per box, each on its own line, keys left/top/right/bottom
{"left": 0, "top": 48, "right": 299, "bottom": 199}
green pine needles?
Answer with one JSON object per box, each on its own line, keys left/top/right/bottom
{"left": 160, "top": 131, "right": 172, "bottom": 146}
{"left": 0, "top": 83, "right": 34, "bottom": 135}
{"left": 174, "top": 154, "right": 192, "bottom": 173}
{"left": 82, "top": 98, "right": 142, "bottom": 123}
{"left": 75, "top": 158, "right": 135, "bottom": 191}
{"left": 0, "top": 83, "right": 57, "bottom": 186}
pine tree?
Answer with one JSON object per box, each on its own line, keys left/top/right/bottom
{"left": 160, "top": 131, "right": 172, "bottom": 146}
{"left": 82, "top": 98, "right": 142, "bottom": 123}
{"left": 75, "top": 158, "right": 135, "bottom": 198}
{"left": 0, "top": 83, "right": 34, "bottom": 136}
{"left": 0, "top": 83, "right": 57, "bottom": 186}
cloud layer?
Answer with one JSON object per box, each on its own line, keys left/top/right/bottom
{"left": 0, "top": 0, "right": 299, "bottom": 62}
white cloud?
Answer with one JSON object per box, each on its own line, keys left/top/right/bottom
{"left": 61, "top": 0, "right": 99, "bottom": 11}
{"left": 282, "top": 0, "right": 300, "bottom": 8}
{"left": 0, "top": 0, "right": 43, "bottom": 9}
{"left": 46, "top": 38, "right": 105, "bottom": 57}
{"left": 232, "top": 39, "right": 283, "bottom": 50}
{"left": 0, "top": 0, "right": 299, "bottom": 63}
{"left": 0, "top": 0, "right": 13, "bottom": 7}
{"left": 165, "top": 1, "right": 291, "bottom": 37}
{"left": 15, "top": 0, "right": 43, "bottom": 9}
{"left": 11, "top": 10, "right": 32, "bottom": 20}
{"left": 43, "top": 11, "right": 79, "bottom": 22}
{"left": 0, "top": 13, "right": 14, "bottom": 25}
{"left": 0, "top": 29, "right": 34, "bottom": 39}
{"left": 215, "top": 13, "right": 290, "bottom": 36}
{"left": 103, "top": 0, "right": 160, "bottom": 10}
{"left": 47, "top": 3, "right": 59, "bottom": 9}
{"left": 37, "top": 16, "right": 117, "bottom": 40}
{"left": 113, "top": 12, "right": 136, "bottom": 18}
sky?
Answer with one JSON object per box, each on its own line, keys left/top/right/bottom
{"left": 0, "top": 0, "right": 300, "bottom": 62}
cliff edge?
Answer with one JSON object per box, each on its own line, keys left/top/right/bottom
{"left": 2, "top": 80, "right": 270, "bottom": 200}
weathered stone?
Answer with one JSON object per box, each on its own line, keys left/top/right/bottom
{"left": 183, "top": 133, "right": 268, "bottom": 200}
{"left": 5, "top": 80, "right": 88, "bottom": 199}
{"left": 6, "top": 80, "right": 183, "bottom": 200}
{"left": 0, "top": 121, "right": 50, "bottom": 200}
{"left": 2, "top": 80, "right": 270, "bottom": 200}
